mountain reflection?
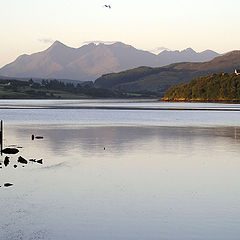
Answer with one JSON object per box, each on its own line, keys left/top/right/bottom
{"left": 12, "top": 125, "right": 240, "bottom": 156}
{"left": 2, "top": 125, "right": 239, "bottom": 189}
{"left": 2, "top": 124, "right": 240, "bottom": 239}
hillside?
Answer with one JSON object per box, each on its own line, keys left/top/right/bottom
{"left": 94, "top": 51, "right": 240, "bottom": 96}
{"left": 164, "top": 73, "right": 240, "bottom": 102}
{"left": 174, "top": 51, "right": 240, "bottom": 72}
{"left": 94, "top": 66, "right": 200, "bottom": 95}
{"left": 0, "top": 41, "right": 219, "bottom": 81}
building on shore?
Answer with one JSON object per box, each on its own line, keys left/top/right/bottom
{"left": 235, "top": 69, "right": 240, "bottom": 75}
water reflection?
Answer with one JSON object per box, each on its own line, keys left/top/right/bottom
{"left": 1, "top": 124, "right": 240, "bottom": 240}
{"left": 12, "top": 125, "right": 240, "bottom": 155}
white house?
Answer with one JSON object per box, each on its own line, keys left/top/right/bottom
{"left": 235, "top": 69, "right": 240, "bottom": 75}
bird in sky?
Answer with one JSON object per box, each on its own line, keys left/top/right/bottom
{"left": 104, "top": 5, "right": 111, "bottom": 9}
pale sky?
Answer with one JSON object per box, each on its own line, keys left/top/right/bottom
{"left": 1, "top": 0, "right": 240, "bottom": 67}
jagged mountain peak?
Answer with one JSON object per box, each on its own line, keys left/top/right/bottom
{"left": 182, "top": 48, "right": 195, "bottom": 53}
{"left": 52, "top": 40, "right": 63, "bottom": 46}
{"left": 51, "top": 40, "right": 66, "bottom": 47}
{"left": 16, "top": 54, "right": 29, "bottom": 61}
{"left": 46, "top": 40, "right": 73, "bottom": 52}
{"left": 112, "top": 42, "right": 131, "bottom": 47}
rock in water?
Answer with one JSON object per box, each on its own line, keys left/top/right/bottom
{"left": 35, "top": 136, "right": 44, "bottom": 139}
{"left": 4, "top": 156, "right": 10, "bottom": 167}
{"left": 4, "top": 183, "right": 13, "bottom": 187}
{"left": 36, "top": 159, "right": 43, "bottom": 164}
{"left": 2, "top": 148, "right": 19, "bottom": 154}
{"left": 18, "top": 156, "right": 28, "bottom": 164}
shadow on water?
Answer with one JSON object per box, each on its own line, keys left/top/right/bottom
{"left": 0, "top": 120, "right": 44, "bottom": 188}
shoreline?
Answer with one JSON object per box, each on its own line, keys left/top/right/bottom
{"left": 0, "top": 105, "right": 240, "bottom": 111}
{"left": 160, "top": 99, "right": 240, "bottom": 104}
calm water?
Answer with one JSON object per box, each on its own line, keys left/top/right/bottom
{"left": 1, "top": 100, "right": 240, "bottom": 240}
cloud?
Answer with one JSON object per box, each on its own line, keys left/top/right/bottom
{"left": 150, "top": 46, "right": 171, "bottom": 54}
{"left": 82, "top": 40, "right": 117, "bottom": 45}
{"left": 38, "top": 38, "right": 55, "bottom": 44}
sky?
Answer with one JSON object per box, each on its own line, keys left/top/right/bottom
{"left": 0, "top": 0, "right": 240, "bottom": 67}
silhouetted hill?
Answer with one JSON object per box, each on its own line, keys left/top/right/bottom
{"left": 0, "top": 41, "right": 219, "bottom": 81}
{"left": 174, "top": 51, "right": 240, "bottom": 72}
{"left": 157, "top": 48, "right": 219, "bottom": 66}
{"left": 94, "top": 51, "right": 240, "bottom": 95}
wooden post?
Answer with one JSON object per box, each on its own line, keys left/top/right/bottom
{"left": 0, "top": 120, "right": 3, "bottom": 155}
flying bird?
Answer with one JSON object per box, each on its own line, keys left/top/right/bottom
{"left": 104, "top": 5, "right": 111, "bottom": 9}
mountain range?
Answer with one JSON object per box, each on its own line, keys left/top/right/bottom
{"left": 94, "top": 51, "right": 240, "bottom": 96}
{"left": 0, "top": 41, "right": 220, "bottom": 81}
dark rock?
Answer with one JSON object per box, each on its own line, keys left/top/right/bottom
{"left": 2, "top": 148, "right": 19, "bottom": 154}
{"left": 36, "top": 159, "right": 43, "bottom": 164}
{"left": 4, "top": 183, "right": 13, "bottom": 187}
{"left": 14, "top": 165, "right": 17, "bottom": 168}
{"left": 35, "top": 136, "right": 44, "bottom": 139}
{"left": 4, "top": 156, "right": 10, "bottom": 167}
{"left": 18, "top": 156, "right": 28, "bottom": 164}
{"left": 31, "top": 134, "right": 34, "bottom": 140}
{"left": 29, "top": 159, "right": 36, "bottom": 162}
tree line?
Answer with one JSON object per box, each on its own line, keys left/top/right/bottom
{"left": 164, "top": 73, "right": 240, "bottom": 101}
{"left": 2, "top": 79, "right": 121, "bottom": 98}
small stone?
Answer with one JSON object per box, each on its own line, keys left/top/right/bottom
{"left": 18, "top": 156, "right": 28, "bottom": 164}
{"left": 4, "top": 183, "right": 13, "bottom": 187}
{"left": 36, "top": 159, "right": 43, "bottom": 164}
{"left": 35, "top": 136, "right": 44, "bottom": 139}
{"left": 4, "top": 156, "right": 10, "bottom": 167}
{"left": 2, "top": 148, "right": 19, "bottom": 154}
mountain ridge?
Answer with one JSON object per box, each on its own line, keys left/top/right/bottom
{"left": 0, "top": 41, "right": 220, "bottom": 81}
{"left": 94, "top": 50, "right": 240, "bottom": 96}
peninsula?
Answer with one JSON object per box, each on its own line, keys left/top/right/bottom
{"left": 163, "top": 72, "right": 240, "bottom": 103}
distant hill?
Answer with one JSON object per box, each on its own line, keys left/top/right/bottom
{"left": 0, "top": 75, "right": 87, "bottom": 86}
{"left": 0, "top": 41, "right": 219, "bottom": 81}
{"left": 94, "top": 51, "right": 240, "bottom": 96}
{"left": 0, "top": 78, "right": 121, "bottom": 99}
{"left": 173, "top": 51, "right": 240, "bottom": 72}
{"left": 164, "top": 72, "right": 240, "bottom": 102}
{"left": 157, "top": 48, "right": 219, "bottom": 66}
